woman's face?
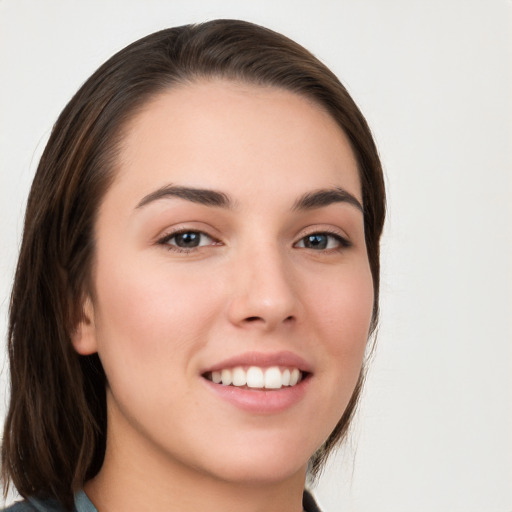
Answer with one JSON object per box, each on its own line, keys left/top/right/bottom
{"left": 75, "top": 80, "right": 374, "bottom": 485}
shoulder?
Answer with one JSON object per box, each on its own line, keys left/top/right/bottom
{"left": 303, "top": 490, "right": 322, "bottom": 512}
{"left": 1, "top": 497, "right": 67, "bottom": 512}
{"left": 1, "top": 501, "right": 35, "bottom": 512}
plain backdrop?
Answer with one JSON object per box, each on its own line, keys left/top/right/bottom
{"left": 0, "top": 1, "right": 511, "bottom": 511}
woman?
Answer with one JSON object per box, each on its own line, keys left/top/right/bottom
{"left": 1, "top": 19, "right": 385, "bottom": 512}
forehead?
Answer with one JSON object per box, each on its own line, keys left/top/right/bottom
{"left": 110, "top": 79, "right": 361, "bottom": 207}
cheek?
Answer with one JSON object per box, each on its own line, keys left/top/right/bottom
{"left": 311, "top": 261, "right": 374, "bottom": 367}
{"left": 91, "top": 258, "right": 221, "bottom": 378}
{"left": 299, "top": 261, "right": 373, "bottom": 446}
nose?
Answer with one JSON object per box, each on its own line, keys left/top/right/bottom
{"left": 226, "top": 244, "right": 300, "bottom": 331}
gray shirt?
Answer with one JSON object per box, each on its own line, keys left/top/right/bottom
{"left": 3, "top": 489, "right": 321, "bottom": 512}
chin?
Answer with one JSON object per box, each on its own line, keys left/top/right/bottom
{"left": 193, "top": 436, "right": 314, "bottom": 486}
{"left": 210, "top": 457, "right": 309, "bottom": 486}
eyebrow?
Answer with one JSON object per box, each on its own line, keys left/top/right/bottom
{"left": 136, "top": 185, "right": 233, "bottom": 209}
{"left": 292, "top": 187, "right": 363, "bottom": 213}
{"left": 135, "top": 184, "right": 363, "bottom": 213}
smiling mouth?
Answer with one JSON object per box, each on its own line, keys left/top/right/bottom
{"left": 203, "top": 366, "right": 307, "bottom": 390}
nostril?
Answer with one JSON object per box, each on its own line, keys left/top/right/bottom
{"left": 243, "top": 315, "right": 295, "bottom": 324}
{"left": 245, "top": 316, "right": 262, "bottom": 322}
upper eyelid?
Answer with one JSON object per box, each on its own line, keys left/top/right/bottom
{"left": 294, "top": 225, "right": 351, "bottom": 242}
{"left": 154, "top": 224, "right": 352, "bottom": 245}
{"left": 156, "top": 224, "right": 220, "bottom": 242}
{"left": 158, "top": 229, "right": 217, "bottom": 243}
{"left": 294, "top": 231, "right": 351, "bottom": 247}
{"left": 156, "top": 230, "right": 221, "bottom": 254}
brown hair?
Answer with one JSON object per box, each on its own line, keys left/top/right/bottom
{"left": 2, "top": 19, "right": 385, "bottom": 509}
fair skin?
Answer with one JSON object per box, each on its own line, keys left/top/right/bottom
{"left": 72, "top": 80, "right": 374, "bottom": 512}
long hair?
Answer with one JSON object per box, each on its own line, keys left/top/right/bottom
{"left": 2, "top": 19, "right": 385, "bottom": 509}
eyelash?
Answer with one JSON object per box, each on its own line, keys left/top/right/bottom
{"left": 157, "top": 229, "right": 351, "bottom": 254}
{"left": 294, "top": 230, "right": 352, "bottom": 251}
{"left": 157, "top": 230, "right": 219, "bottom": 253}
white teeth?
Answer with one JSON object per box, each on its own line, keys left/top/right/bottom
{"left": 247, "top": 367, "right": 264, "bottom": 388}
{"left": 232, "top": 367, "right": 246, "bottom": 386}
{"left": 221, "top": 369, "right": 232, "bottom": 386}
{"left": 289, "top": 368, "right": 300, "bottom": 386}
{"left": 282, "top": 368, "right": 291, "bottom": 386}
{"left": 210, "top": 366, "right": 303, "bottom": 389}
{"left": 264, "top": 367, "right": 282, "bottom": 389}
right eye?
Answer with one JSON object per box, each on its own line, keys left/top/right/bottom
{"left": 294, "top": 231, "right": 350, "bottom": 251}
{"left": 158, "top": 230, "right": 218, "bottom": 252}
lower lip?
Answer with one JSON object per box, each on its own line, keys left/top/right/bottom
{"left": 203, "top": 376, "right": 310, "bottom": 414}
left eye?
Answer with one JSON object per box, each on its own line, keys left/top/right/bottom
{"left": 161, "top": 231, "right": 215, "bottom": 249}
{"left": 295, "top": 233, "right": 348, "bottom": 250}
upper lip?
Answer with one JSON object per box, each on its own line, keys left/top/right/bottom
{"left": 202, "top": 350, "right": 313, "bottom": 374}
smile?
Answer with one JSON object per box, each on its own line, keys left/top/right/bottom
{"left": 204, "top": 366, "right": 304, "bottom": 390}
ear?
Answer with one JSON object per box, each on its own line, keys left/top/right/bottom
{"left": 71, "top": 295, "right": 98, "bottom": 355}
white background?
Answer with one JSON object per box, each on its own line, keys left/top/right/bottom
{"left": 0, "top": 1, "right": 511, "bottom": 511}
